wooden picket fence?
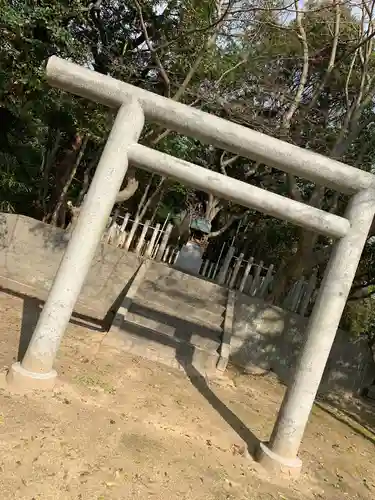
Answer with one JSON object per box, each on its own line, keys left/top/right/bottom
{"left": 104, "top": 213, "right": 317, "bottom": 316}
{"left": 197, "top": 249, "right": 317, "bottom": 317}
{"left": 104, "top": 212, "right": 174, "bottom": 260}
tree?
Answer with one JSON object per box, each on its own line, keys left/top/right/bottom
{"left": 199, "top": 0, "right": 375, "bottom": 303}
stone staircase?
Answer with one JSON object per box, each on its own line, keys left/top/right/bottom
{"left": 106, "top": 262, "right": 228, "bottom": 375}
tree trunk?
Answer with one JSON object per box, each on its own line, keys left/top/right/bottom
{"left": 51, "top": 136, "right": 88, "bottom": 226}
{"left": 76, "top": 152, "right": 99, "bottom": 206}
{"left": 136, "top": 177, "right": 165, "bottom": 221}
{"left": 268, "top": 229, "right": 318, "bottom": 305}
{"left": 45, "top": 134, "right": 83, "bottom": 227}
{"left": 39, "top": 129, "right": 61, "bottom": 217}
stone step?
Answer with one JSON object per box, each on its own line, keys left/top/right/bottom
{"left": 106, "top": 311, "right": 220, "bottom": 374}
{"left": 142, "top": 264, "right": 228, "bottom": 305}
{"left": 138, "top": 281, "right": 228, "bottom": 309}
{"left": 132, "top": 290, "right": 225, "bottom": 330}
{"left": 126, "top": 307, "right": 222, "bottom": 349}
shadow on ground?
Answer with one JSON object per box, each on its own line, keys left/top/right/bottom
{"left": 315, "top": 398, "right": 375, "bottom": 445}
{"left": 116, "top": 299, "right": 261, "bottom": 457}
{"left": 0, "top": 287, "right": 105, "bottom": 363}
{"left": 178, "top": 356, "right": 261, "bottom": 456}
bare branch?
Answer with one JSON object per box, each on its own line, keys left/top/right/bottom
{"left": 216, "top": 58, "right": 248, "bottom": 85}
{"left": 349, "top": 285, "right": 375, "bottom": 301}
{"left": 115, "top": 168, "right": 139, "bottom": 203}
{"left": 286, "top": 174, "right": 303, "bottom": 202}
{"left": 303, "top": 0, "right": 341, "bottom": 114}
{"left": 208, "top": 211, "right": 249, "bottom": 238}
{"left": 219, "top": 151, "right": 239, "bottom": 175}
{"left": 133, "top": 0, "right": 170, "bottom": 97}
{"left": 171, "top": 1, "right": 227, "bottom": 103}
{"left": 51, "top": 135, "right": 89, "bottom": 225}
{"left": 77, "top": 152, "right": 99, "bottom": 205}
{"left": 148, "top": 2, "right": 230, "bottom": 146}
{"left": 345, "top": 49, "right": 358, "bottom": 110}
{"left": 282, "top": 1, "right": 309, "bottom": 128}
{"left": 205, "top": 194, "right": 221, "bottom": 220}
{"left": 40, "top": 129, "right": 61, "bottom": 215}
{"left": 137, "top": 177, "right": 165, "bottom": 220}
{"left": 136, "top": 0, "right": 234, "bottom": 54}
{"left": 281, "top": 1, "right": 309, "bottom": 202}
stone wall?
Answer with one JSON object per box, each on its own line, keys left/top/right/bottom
{"left": 0, "top": 212, "right": 373, "bottom": 395}
{"left": 231, "top": 293, "right": 375, "bottom": 395}
{"left": 0, "top": 213, "right": 141, "bottom": 319}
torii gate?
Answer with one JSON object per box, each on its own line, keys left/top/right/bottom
{"left": 7, "top": 56, "right": 375, "bottom": 477}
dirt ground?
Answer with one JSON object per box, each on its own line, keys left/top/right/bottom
{"left": 0, "top": 291, "right": 374, "bottom": 500}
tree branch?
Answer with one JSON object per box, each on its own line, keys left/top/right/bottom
{"left": 133, "top": 0, "right": 170, "bottom": 97}
{"left": 148, "top": 0, "right": 230, "bottom": 146}
{"left": 40, "top": 129, "right": 61, "bottom": 215}
{"left": 281, "top": 0, "right": 309, "bottom": 202}
{"left": 216, "top": 57, "right": 248, "bottom": 85}
{"left": 302, "top": 0, "right": 341, "bottom": 115}
{"left": 219, "top": 151, "right": 239, "bottom": 175}
{"left": 77, "top": 152, "right": 99, "bottom": 206}
{"left": 137, "top": 177, "right": 165, "bottom": 220}
{"left": 115, "top": 168, "right": 139, "bottom": 203}
{"left": 208, "top": 211, "right": 248, "bottom": 238}
{"left": 281, "top": 1, "right": 309, "bottom": 128}
{"left": 51, "top": 135, "right": 89, "bottom": 226}
{"left": 205, "top": 194, "right": 221, "bottom": 220}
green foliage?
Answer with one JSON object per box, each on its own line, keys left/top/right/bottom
{"left": 343, "top": 297, "right": 375, "bottom": 346}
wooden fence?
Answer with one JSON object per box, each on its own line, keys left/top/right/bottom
{"left": 104, "top": 212, "right": 173, "bottom": 261}
{"left": 104, "top": 213, "right": 317, "bottom": 316}
{"left": 197, "top": 248, "right": 317, "bottom": 316}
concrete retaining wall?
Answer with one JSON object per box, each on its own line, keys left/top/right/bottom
{"left": 232, "top": 293, "right": 375, "bottom": 396}
{"left": 0, "top": 213, "right": 141, "bottom": 319}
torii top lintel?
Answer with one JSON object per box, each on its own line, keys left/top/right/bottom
{"left": 46, "top": 56, "right": 375, "bottom": 196}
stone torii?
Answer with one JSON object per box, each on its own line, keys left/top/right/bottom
{"left": 7, "top": 56, "right": 375, "bottom": 477}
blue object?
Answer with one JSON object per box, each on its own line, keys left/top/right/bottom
{"left": 190, "top": 217, "right": 211, "bottom": 234}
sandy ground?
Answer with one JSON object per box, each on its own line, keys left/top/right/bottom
{"left": 0, "top": 291, "right": 374, "bottom": 500}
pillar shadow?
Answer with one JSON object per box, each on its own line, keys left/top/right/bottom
{"left": 117, "top": 305, "right": 260, "bottom": 457}
{"left": 102, "top": 262, "right": 144, "bottom": 331}
{"left": 18, "top": 296, "right": 41, "bottom": 361}
{"left": 174, "top": 338, "right": 260, "bottom": 456}
{"left": 0, "top": 287, "right": 106, "bottom": 363}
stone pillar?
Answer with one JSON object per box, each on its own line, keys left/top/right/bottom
{"left": 298, "top": 271, "right": 317, "bottom": 317}
{"left": 256, "top": 188, "right": 375, "bottom": 476}
{"left": 7, "top": 100, "right": 144, "bottom": 390}
{"left": 162, "top": 245, "right": 171, "bottom": 262}
{"left": 208, "top": 262, "right": 215, "bottom": 279}
{"left": 290, "top": 280, "right": 304, "bottom": 313}
{"left": 174, "top": 241, "right": 203, "bottom": 275}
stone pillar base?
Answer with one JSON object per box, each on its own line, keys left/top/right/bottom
{"left": 256, "top": 442, "right": 302, "bottom": 479}
{"left": 6, "top": 362, "right": 57, "bottom": 392}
